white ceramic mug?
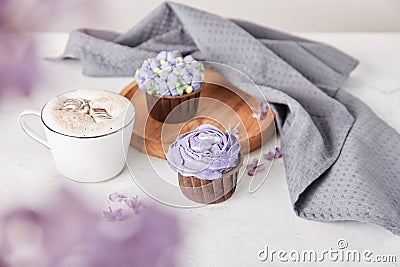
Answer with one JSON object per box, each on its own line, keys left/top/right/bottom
{"left": 19, "top": 90, "right": 135, "bottom": 182}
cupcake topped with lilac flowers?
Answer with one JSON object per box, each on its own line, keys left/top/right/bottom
{"left": 134, "top": 50, "right": 204, "bottom": 96}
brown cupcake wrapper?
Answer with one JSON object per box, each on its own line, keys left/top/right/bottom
{"left": 145, "top": 86, "right": 202, "bottom": 123}
{"left": 178, "top": 154, "right": 243, "bottom": 204}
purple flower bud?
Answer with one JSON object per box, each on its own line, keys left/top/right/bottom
{"left": 156, "top": 51, "right": 167, "bottom": 61}
{"left": 158, "top": 80, "right": 169, "bottom": 96}
{"left": 159, "top": 71, "right": 170, "bottom": 81}
{"left": 167, "top": 73, "right": 177, "bottom": 88}
{"left": 184, "top": 55, "right": 194, "bottom": 64}
{"left": 185, "top": 65, "right": 195, "bottom": 75}
{"left": 161, "top": 62, "right": 173, "bottom": 72}
{"left": 190, "top": 60, "right": 199, "bottom": 67}
{"left": 169, "top": 86, "right": 178, "bottom": 96}
{"left": 181, "top": 69, "right": 192, "bottom": 84}
{"left": 192, "top": 81, "right": 202, "bottom": 90}
{"left": 142, "top": 59, "right": 152, "bottom": 71}
{"left": 166, "top": 50, "right": 181, "bottom": 61}
{"left": 192, "top": 71, "right": 202, "bottom": 82}
{"left": 149, "top": 58, "right": 160, "bottom": 70}
{"left": 138, "top": 69, "right": 153, "bottom": 80}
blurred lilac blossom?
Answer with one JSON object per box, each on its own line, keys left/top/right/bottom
{"left": 0, "top": 0, "right": 98, "bottom": 98}
{"left": 0, "top": 31, "right": 39, "bottom": 97}
{"left": 251, "top": 101, "right": 269, "bottom": 120}
{"left": 246, "top": 158, "right": 265, "bottom": 176}
{"left": 0, "top": 190, "right": 181, "bottom": 267}
{"left": 35, "top": 0, "right": 96, "bottom": 14}
{"left": 263, "top": 147, "right": 282, "bottom": 161}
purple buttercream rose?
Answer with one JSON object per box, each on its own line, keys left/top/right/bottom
{"left": 166, "top": 124, "right": 241, "bottom": 180}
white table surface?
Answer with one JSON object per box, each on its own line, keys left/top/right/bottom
{"left": 1, "top": 33, "right": 400, "bottom": 266}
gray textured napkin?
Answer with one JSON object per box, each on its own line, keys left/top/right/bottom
{"left": 61, "top": 2, "right": 400, "bottom": 235}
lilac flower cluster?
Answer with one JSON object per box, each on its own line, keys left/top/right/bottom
{"left": 135, "top": 50, "right": 205, "bottom": 96}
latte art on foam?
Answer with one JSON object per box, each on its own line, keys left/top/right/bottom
{"left": 60, "top": 98, "right": 112, "bottom": 123}
{"left": 90, "top": 107, "right": 112, "bottom": 122}
{"left": 60, "top": 98, "right": 90, "bottom": 113}
{"left": 42, "top": 90, "right": 135, "bottom": 137}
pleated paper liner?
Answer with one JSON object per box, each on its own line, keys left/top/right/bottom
{"left": 145, "top": 86, "right": 202, "bottom": 123}
{"left": 178, "top": 154, "right": 243, "bottom": 204}
{"left": 120, "top": 69, "right": 275, "bottom": 159}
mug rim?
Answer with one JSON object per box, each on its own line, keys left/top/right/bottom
{"left": 40, "top": 90, "right": 135, "bottom": 139}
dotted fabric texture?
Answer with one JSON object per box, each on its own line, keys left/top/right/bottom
{"left": 61, "top": 2, "right": 400, "bottom": 235}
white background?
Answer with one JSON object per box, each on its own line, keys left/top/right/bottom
{"left": 22, "top": 0, "right": 400, "bottom": 32}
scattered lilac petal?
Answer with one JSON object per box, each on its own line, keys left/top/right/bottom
{"left": 251, "top": 101, "right": 269, "bottom": 120}
{"left": 124, "top": 196, "right": 138, "bottom": 209}
{"left": 246, "top": 158, "right": 265, "bottom": 176}
{"left": 263, "top": 147, "right": 282, "bottom": 161}
{"left": 260, "top": 101, "right": 269, "bottom": 113}
{"left": 103, "top": 207, "right": 125, "bottom": 222}
{"left": 124, "top": 196, "right": 146, "bottom": 215}
{"left": 108, "top": 192, "right": 126, "bottom": 202}
{"left": 274, "top": 147, "right": 282, "bottom": 158}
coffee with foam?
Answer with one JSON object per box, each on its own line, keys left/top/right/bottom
{"left": 42, "top": 90, "right": 135, "bottom": 137}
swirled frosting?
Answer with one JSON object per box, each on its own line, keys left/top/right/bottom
{"left": 166, "top": 124, "right": 241, "bottom": 180}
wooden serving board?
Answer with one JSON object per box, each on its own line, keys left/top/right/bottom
{"left": 120, "top": 69, "right": 275, "bottom": 159}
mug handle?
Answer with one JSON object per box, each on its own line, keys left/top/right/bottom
{"left": 19, "top": 109, "right": 50, "bottom": 149}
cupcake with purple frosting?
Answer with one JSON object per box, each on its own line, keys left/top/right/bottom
{"left": 166, "top": 124, "right": 242, "bottom": 204}
{"left": 135, "top": 50, "right": 204, "bottom": 123}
